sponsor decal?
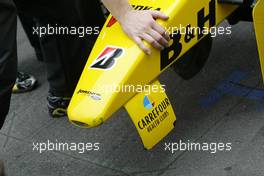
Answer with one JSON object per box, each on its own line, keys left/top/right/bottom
{"left": 138, "top": 97, "right": 171, "bottom": 132}
{"left": 90, "top": 46, "right": 124, "bottom": 70}
{"left": 77, "top": 89, "right": 102, "bottom": 101}
{"left": 161, "top": 0, "right": 216, "bottom": 70}
{"left": 106, "top": 17, "right": 117, "bottom": 28}
{"left": 132, "top": 5, "right": 161, "bottom": 11}
{"left": 106, "top": 5, "right": 161, "bottom": 27}
{"left": 143, "top": 96, "right": 155, "bottom": 110}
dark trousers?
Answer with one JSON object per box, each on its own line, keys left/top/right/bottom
{"left": 15, "top": 0, "right": 105, "bottom": 96}
{"left": 0, "top": 0, "right": 17, "bottom": 129}
{"left": 38, "top": 26, "right": 96, "bottom": 96}
{"left": 0, "top": 0, "right": 105, "bottom": 128}
{"left": 18, "top": 13, "right": 43, "bottom": 61}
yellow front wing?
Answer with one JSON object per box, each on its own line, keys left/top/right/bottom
{"left": 68, "top": 0, "right": 237, "bottom": 127}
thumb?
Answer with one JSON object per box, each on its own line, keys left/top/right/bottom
{"left": 150, "top": 11, "right": 169, "bottom": 20}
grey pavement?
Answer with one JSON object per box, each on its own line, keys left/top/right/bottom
{"left": 0, "top": 20, "right": 264, "bottom": 176}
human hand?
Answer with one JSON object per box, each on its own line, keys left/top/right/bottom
{"left": 119, "top": 10, "right": 170, "bottom": 55}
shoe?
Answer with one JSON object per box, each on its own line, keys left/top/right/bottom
{"left": 0, "top": 160, "right": 4, "bottom": 176}
{"left": 47, "top": 93, "right": 71, "bottom": 118}
{"left": 12, "top": 72, "right": 38, "bottom": 93}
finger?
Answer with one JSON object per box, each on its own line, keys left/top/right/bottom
{"left": 141, "top": 33, "right": 164, "bottom": 50}
{"left": 152, "top": 23, "right": 171, "bottom": 41}
{"left": 134, "top": 36, "right": 151, "bottom": 55}
{"left": 147, "top": 29, "right": 169, "bottom": 48}
{"left": 149, "top": 11, "right": 169, "bottom": 20}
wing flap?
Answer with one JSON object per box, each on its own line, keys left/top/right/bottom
{"left": 124, "top": 80, "right": 176, "bottom": 150}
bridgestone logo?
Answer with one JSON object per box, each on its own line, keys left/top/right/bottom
{"left": 90, "top": 46, "right": 123, "bottom": 70}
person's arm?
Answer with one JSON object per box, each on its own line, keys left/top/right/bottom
{"left": 101, "top": 0, "right": 170, "bottom": 55}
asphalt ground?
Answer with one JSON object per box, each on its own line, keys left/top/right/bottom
{"left": 0, "top": 19, "right": 263, "bottom": 176}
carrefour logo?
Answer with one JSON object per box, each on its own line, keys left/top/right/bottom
{"left": 138, "top": 97, "right": 171, "bottom": 131}
{"left": 143, "top": 96, "right": 155, "bottom": 110}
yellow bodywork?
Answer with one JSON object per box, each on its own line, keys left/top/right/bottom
{"left": 68, "top": 0, "right": 238, "bottom": 148}
{"left": 254, "top": 0, "right": 264, "bottom": 81}
{"left": 68, "top": 0, "right": 237, "bottom": 126}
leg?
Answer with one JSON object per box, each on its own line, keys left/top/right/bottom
{"left": 0, "top": 0, "right": 17, "bottom": 129}
{"left": 18, "top": 13, "right": 43, "bottom": 61}
{"left": 15, "top": 0, "right": 105, "bottom": 117}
